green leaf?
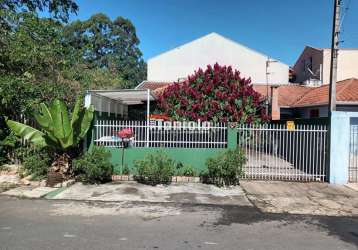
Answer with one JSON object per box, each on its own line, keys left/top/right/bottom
{"left": 73, "top": 104, "right": 94, "bottom": 143}
{"left": 50, "top": 99, "right": 72, "bottom": 140}
{"left": 235, "top": 99, "right": 242, "bottom": 107}
{"left": 71, "top": 97, "right": 82, "bottom": 127}
{"left": 6, "top": 120, "right": 46, "bottom": 148}
{"left": 34, "top": 103, "right": 54, "bottom": 132}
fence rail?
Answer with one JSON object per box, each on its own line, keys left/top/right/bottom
{"left": 237, "top": 124, "right": 328, "bottom": 182}
{"left": 94, "top": 120, "right": 228, "bottom": 148}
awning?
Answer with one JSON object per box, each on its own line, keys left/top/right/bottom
{"left": 87, "top": 89, "right": 156, "bottom": 105}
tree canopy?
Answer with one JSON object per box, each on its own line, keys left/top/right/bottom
{"left": 0, "top": 0, "right": 78, "bottom": 22}
{"left": 63, "top": 13, "right": 146, "bottom": 88}
{"left": 158, "top": 63, "right": 268, "bottom": 123}
{"left": 0, "top": 2, "right": 147, "bottom": 163}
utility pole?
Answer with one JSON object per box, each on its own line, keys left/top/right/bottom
{"left": 327, "top": 0, "right": 341, "bottom": 182}
{"left": 265, "top": 57, "right": 277, "bottom": 116}
{"left": 265, "top": 58, "right": 270, "bottom": 115}
{"left": 328, "top": 0, "right": 341, "bottom": 116}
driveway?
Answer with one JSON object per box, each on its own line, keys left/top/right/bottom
{"left": 241, "top": 181, "right": 358, "bottom": 216}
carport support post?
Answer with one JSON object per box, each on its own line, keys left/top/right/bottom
{"left": 146, "top": 89, "right": 150, "bottom": 147}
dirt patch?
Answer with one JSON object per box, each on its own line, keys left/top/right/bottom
{"left": 168, "top": 192, "right": 198, "bottom": 203}
{"left": 121, "top": 187, "right": 139, "bottom": 195}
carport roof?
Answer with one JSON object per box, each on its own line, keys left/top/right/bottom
{"left": 87, "top": 89, "right": 156, "bottom": 105}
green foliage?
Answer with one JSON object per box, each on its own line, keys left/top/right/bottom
{"left": 176, "top": 163, "right": 197, "bottom": 176}
{"left": 21, "top": 148, "right": 52, "bottom": 180}
{"left": 73, "top": 147, "right": 113, "bottom": 184}
{"left": 134, "top": 151, "right": 176, "bottom": 185}
{"left": 122, "top": 164, "right": 130, "bottom": 175}
{"left": 204, "top": 148, "right": 246, "bottom": 187}
{"left": 7, "top": 98, "right": 94, "bottom": 151}
{"left": 159, "top": 63, "right": 268, "bottom": 123}
{"left": 0, "top": 0, "right": 78, "bottom": 23}
{"left": 63, "top": 13, "right": 146, "bottom": 87}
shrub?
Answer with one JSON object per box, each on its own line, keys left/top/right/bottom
{"left": 134, "top": 151, "right": 176, "bottom": 185}
{"left": 176, "top": 163, "right": 197, "bottom": 177}
{"left": 122, "top": 164, "right": 130, "bottom": 175}
{"left": 158, "top": 63, "right": 268, "bottom": 123}
{"left": 204, "top": 148, "right": 246, "bottom": 187}
{"left": 21, "top": 148, "right": 52, "bottom": 180}
{"left": 73, "top": 147, "right": 113, "bottom": 184}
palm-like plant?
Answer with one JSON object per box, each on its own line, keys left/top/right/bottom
{"left": 6, "top": 98, "right": 94, "bottom": 178}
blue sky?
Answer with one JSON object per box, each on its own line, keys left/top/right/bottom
{"left": 66, "top": 0, "right": 357, "bottom": 66}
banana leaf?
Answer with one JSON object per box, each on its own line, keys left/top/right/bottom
{"left": 6, "top": 120, "right": 47, "bottom": 149}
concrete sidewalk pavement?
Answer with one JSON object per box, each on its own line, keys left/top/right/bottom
{"left": 49, "top": 181, "right": 252, "bottom": 206}
{"left": 241, "top": 181, "right": 358, "bottom": 216}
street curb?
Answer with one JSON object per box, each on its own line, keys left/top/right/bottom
{"left": 44, "top": 187, "right": 67, "bottom": 199}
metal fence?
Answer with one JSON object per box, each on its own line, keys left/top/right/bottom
{"left": 349, "top": 125, "right": 358, "bottom": 183}
{"left": 237, "top": 124, "right": 328, "bottom": 182}
{"left": 94, "top": 120, "right": 228, "bottom": 148}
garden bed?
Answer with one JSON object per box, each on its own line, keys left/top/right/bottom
{"left": 112, "top": 175, "right": 200, "bottom": 183}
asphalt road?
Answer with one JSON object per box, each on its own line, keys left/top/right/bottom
{"left": 0, "top": 196, "right": 357, "bottom": 250}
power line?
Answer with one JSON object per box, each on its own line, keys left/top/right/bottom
{"left": 339, "top": 0, "right": 351, "bottom": 36}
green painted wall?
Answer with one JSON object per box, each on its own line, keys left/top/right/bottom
{"left": 107, "top": 147, "right": 228, "bottom": 174}
{"left": 88, "top": 120, "right": 238, "bottom": 175}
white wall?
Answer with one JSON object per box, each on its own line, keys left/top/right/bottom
{"left": 322, "top": 49, "right": 358, "bottom": 84}
{"left": 147, "top": 33, "right": 289, "bottom": 84}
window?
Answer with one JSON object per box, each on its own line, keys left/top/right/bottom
{"left": 309, "top": 109, "right": 319, "bottom": 118}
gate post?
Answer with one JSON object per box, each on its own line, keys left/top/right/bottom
{"left": 329, "top": 111, "right": 349, "bottom": 184}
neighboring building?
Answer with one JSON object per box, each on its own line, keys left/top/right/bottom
{"left": 255, "top": 78, "right": 358, "bottom": 120}
{"left": 146, "top": 32, "right": 289, "bottom": 84}
{"left": 293, "top": 46, "right": 358, "bottom": 86}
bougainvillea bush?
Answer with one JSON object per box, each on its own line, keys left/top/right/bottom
{"left": 158, "top": 63, "right": 268, "bottom": 123}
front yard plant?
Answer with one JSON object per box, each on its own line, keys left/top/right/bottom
{"left": 20, "top": 148, "right": 52, "bottom": 180}
{"left": 73, "top": 147, "right": 113, "bottom": 184}
{"left": 176, "top": 163, "right": 197, "bottom": 177}
{"left": 158, "top": 63, "right": 268, "bottom": 123}
{"left": 134, "top": 151, "right": 176, "bottom": 185}
{"left": 204, "top": 148, "right": 246, "bottom": 187}
{"left": 6, "top": 98, "right": 94, "bottom": 181}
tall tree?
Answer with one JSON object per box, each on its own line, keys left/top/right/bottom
{"left": 1, "top": 12, "right": 72, "bottom": 81}
{"left": 64, "top": 13, "right": 147, "bottom": 88}
{"left": 0, "top": 0, "right": 78, "bottom": 22}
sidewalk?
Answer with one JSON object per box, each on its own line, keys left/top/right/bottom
{"left": 48, "top": 181, "right": 252, "bottom": 206}
{"left": 1, "top": 181, "right": 252, "bottom": 206}
{"left": 241, "top": 181, "right": 358, "bottom": 216}
{"left": 2, "top": 178, "right": 358, "bottom": 216}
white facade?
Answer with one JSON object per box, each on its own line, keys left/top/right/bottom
{"left": 147, "top": 33, "right": 289, "bottom": 84}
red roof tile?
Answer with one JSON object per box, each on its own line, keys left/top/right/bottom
{"left": 136, "top": 81, "right": 171, "bottom": 91}
{"left": 253, "top": 85, "right": 311, "bottom": 107}
{"left": 292, "top": 78, "right": 358, "bottom": 107}
{"left": 139, "top": 78, "right": 358, "bottom": 107}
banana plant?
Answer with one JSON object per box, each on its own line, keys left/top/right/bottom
{"left": 6, "top": 98, "right": 94, "bottom": 151}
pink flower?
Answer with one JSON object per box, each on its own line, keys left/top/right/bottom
{"left": 118, "top": 128, "right": 133, "bottom": 139}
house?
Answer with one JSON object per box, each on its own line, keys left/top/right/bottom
{"left": 146, "top": 32, "right": 289, "bottom": 84}
{"left": 292, "top": 46, "right": 358, "bottom": 86}
{"left": 254, "top": 78, "right": 358, "bottom": 120}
